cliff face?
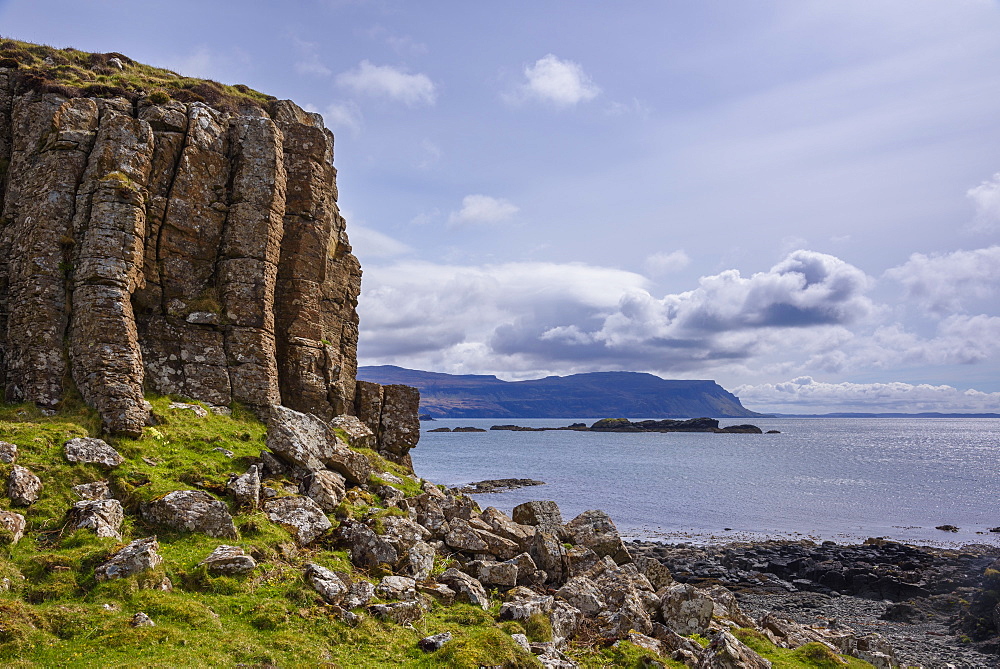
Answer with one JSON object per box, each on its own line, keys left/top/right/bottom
{"left": 0, "top": 68, "right": 367, "bottom": 438}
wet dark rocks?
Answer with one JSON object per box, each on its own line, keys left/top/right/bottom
{"left": 452, "top": 479, "right": 545, "bottom": 494}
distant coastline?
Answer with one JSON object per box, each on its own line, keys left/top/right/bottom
{"left": 770, "top": 412, "right": 1000, "bottom": 418}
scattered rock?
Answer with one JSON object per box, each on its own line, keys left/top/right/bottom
{"left": 64, "top": 437, "right": 124, "bottom": 467}
{"left": 0, "top": 509, "right": 26, "bottom": 545}
{"left": 305, "top": 562, "right": 349, "bottom": 604}
{"left": 438, "top": 568, "right": 490, "bottom": 609}
{"left": 0, "top": 441, "right": 16, "bottom": 464}
{"left": 304, "top": 469, "right": 346, "bottom": 512}
{"left": 142, "top": 490, "right": 238, "bottom": 539}
{"left": 6, "top": 465, "right": 41, "bottom": 505}
{"left": 72, "top": 480, "right": 112, "bottom": 500}
{"left": 168, "top": 401, "right": 208, "bottom": 417}
{"left": 376, "top": 575, "right": 417, "bottom": 600}
{"left": 131, "top": 612, "right": 155, "bottom": 627}
{"left": 329, "top": 414, "right": 375, "bottom": 450}
{"left": 370, "top": 600, "right": 425, "bottom": 624}
{"left": 95, "top": 537, "right": 164, "bottom": 581}
{"left": 699, "top": 630, "right": 772, "bottom": 668}
{"left": 337, "top": 521, "right": 398, "bottom": 568}
{"left": 67, "top": 499, "right": 124, "bottom": 538}
{"left": 935, "top": 524, "right": 959, "bottom": 532}
{"left": 200, "top": 545, "right": 257, "bottom": 575}
{"left": 263, "top": 495, "right": 332, "bottom": 545}
{"left": 344, "top": 579, "right": 376, "bottom": 609}
{"left": 418, "top": 631, "right": 452, "bottom": 652}
{"left": 226, "top": 464, "right": 261, "bottom": 509}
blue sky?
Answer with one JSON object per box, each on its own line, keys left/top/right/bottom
{"left": 4, "top": 0, "right": 1000, "bottom": 412}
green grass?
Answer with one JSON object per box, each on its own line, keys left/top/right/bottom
{"left": 734, "top": 628, "right": 875, "bottom": 668}
{"left": 0, "top": 37, "right": 275, "bottom": 112}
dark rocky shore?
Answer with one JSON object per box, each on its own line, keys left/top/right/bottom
{"left": 628, "top": 538, "right": 1000, "bottom": 668}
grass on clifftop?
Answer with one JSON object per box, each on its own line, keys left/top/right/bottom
{"left": 0, "top": 396, "right": 872, "bottom": 667}
{"left": 0, "top": 37, "right": 274, "bottom": 111}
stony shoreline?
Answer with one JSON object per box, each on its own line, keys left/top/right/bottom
{"left": 628, "top": 538, "right": 1000, "bottom": 667}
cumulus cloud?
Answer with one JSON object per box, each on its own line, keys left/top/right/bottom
{"left": 644, "top": 250, "right": 691, "bottom": 275}
{"left": 448, "top": 195, "right": 520, "bottom": 226}
{"left": 734, "top": 377, "right": 1000, "bottom": 414}
{"left": 884, "top": 246, "right": 1000, "bottom": 314}
{"left": 359, "top": 250, "right": 876, "bottom": 376}
{"left": 510, "top": 54, "right": 600, "bottom": 107}
{"left": 337, "top": 60, "right": 436, "bottom": 106}
{"left": 967, "top": 173, "right": 1000, "bottom": 232}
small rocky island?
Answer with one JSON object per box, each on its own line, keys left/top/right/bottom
{"left": 483, "top": 417, "right": 765, "bottom": 434}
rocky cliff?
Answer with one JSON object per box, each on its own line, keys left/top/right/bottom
{"left": 0, "top": 44, "right": 416, "bottom": 467}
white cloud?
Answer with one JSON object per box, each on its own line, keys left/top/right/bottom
{"left": 448, "top": 194, "right": 520, "bottom": 226}
{"left": 734, "top": 376, "right": 1000, "bottom": 414}
{"left": 323, "top": 101, "right": 363, "bottom": 133}
{"left": 346, "top": 224, "right": 411, "bottom": 260}
{"left": 416, "top": 139, "right": 442, "bottom": 170}
{"left": 967, "top": 173, "right": 1000, "bottom": 231}
{"left": 884, "top": 246, "right": 1000, "bottom": 313}
{"left": 358, "top": 250, "right": 877, "bottom": 377}
{"left": 644, "top": 250, "right": 691, "bottom": 275}
{"left": 511, "top": 54, "right": 600, "bottom": 107}
{"left": 337, "top": 60, "right": 436, "bottom": 106}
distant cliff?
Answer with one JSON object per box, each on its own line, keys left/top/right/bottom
{"left": 357, "top": 366, "right": 766, "bottom": 418}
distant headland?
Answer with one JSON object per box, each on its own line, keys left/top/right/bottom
{"left": 356, "top": 365, "right": 767, "bottom": 419}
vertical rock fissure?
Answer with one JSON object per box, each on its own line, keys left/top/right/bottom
{"left": 68, "top": 101, "right": 154, "bottom": 435}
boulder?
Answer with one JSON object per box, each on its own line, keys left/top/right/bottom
{"left": 659, "top": 583, "right": 714, "bottom": 636}
{"left": 512, "top": 500, "right": 564, "bottom": 533}
{"left": 304, "top": 469, "right": 346, "bottom": 512}
{"left": 445, "top": 517, "right": 489, "bottom": 552}
{"left": 6, "top": 465, "right": 41, "bottom": 506}
{"left": 370, "top": 600, "right": 425, "bottom": 624}
{"left": 507, "top": 552, "right": 547, "bottom": 586}
{"left": 376, "top": 575, "right": 417, "bottom": 600}
{"left": 438, "top": 568, "right": 490, "bottom": 609}
{"left": 142, "top": 490, "right": 238, "bottom": 539}
{"left": 481, "top": 506, "right": 536, "bottom": 547}
{"left": 168, "top": 401, "right": 208, "bottom": 417}
{"left": 266, "top": 406, "right": 372, "bottom": 483}
{"left": 405, "top": 494, "right": 448, "bottom": 537}
{"left": 71, "top": 480, "right": 112, "bottom": 500}
{"left": 64, "top": 437, "right": 124, "bottom": 467}
{"left": 555, "top": 576, "right": 606, "bottom": 616}
{"left": 0, "top": 509, "right": 26, "bottom": 544}
{"left": 702, "top": 585, "right": 755, "bottom": 628}
{"left": 67, "top": 499, "right": 124, "bottom": 538}
{"left": 467, "top": 559, "right": 519, "bottom": 588}
{"left": 131, "top": 612, "right": 155, "bottom": 628}
{"left": 564, "top": 544, "right": 602, "bottom": 578}
{"left": 697, "top": 630, "right": 772, "bottom": 669}
{"left": 562, "top": 510, "right": 630, "bottom": 564}
{"left": 632, "top": 554, "right": 673, "bottom": 591}
{"left": 549, "top": 600, "right": 583, "bottom": 644}
{"left": 226, "top": 464, "right": 261, "bottom": 509}
{"left": 305, "top": 562, "right": 349, "bottom": 604}
{"left": 500, "top": 593, "right": 555, "bottom": 621}
{"left": 377, "top": 384, "right": 421, "bottom": 469}
{"left": 263, "top": 495, "right": 332, "bottom": 545}
{"left": 338, "top": 521, "right": 398, "bottom": 568}
{"left": 0, "top": 441, "right": 16, "bottom": 464}
{"left": 329, "top": 414, "right": 375, "bottom": 449}
{"left": 528, "top": 530, "right": 566, "bottom": 584}
{"left": 399, "top": 541, "right": 436, "bottom": 581}
{"left": 200, "top": 545, "right": 257, "bottom": 575}
{"left": 379, "top": 515, "right": 432, "bottom": 551}
{"left": 95, "top": 536, "right": 163, "bottom": 581}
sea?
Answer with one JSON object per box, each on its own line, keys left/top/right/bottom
{"left": 409, "top": 417, "right": 1000, "bottom": 547}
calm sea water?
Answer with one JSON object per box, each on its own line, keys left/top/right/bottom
{"left": 410, "top": 418, "right": 1000, "bottom": 547}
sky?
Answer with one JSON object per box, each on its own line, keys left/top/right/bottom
{"left": 3, "top": 0, "right": 1000, "bottom": 413}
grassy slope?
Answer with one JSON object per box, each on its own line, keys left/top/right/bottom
{"left": 0, "top": 396, "right": 874, "bottom": 667}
